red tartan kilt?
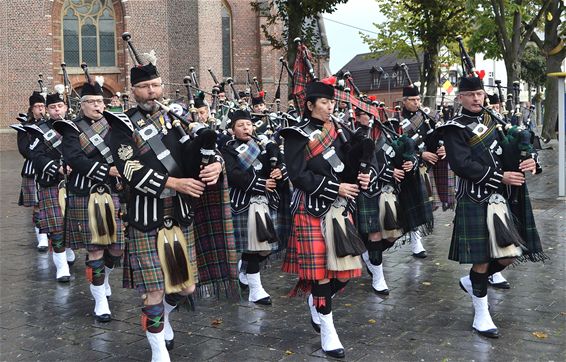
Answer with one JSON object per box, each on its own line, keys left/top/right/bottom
{"left": 282, "top": 198, "right": 361, "bottom": 281}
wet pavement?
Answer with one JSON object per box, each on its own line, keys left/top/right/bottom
{"left": 0, "top": 141, "right": 564, "bottom": 362}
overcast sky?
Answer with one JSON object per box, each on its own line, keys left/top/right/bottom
{"left": 323, "top": 0, "right": 385, "bottom": 73}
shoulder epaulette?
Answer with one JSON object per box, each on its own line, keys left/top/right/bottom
{"left": 52, "top": 118, "right": 80, "bottom": 133}
{"left": 103, "top": 110, "right": 134, "bottom": 132}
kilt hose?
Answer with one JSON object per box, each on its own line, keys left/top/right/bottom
{"left": 123, "top": 223, "right": 198, "bottom": 293}
{"left": 65, "top": 192, "right": 124, "bottom": 251}
{"left": 19, "top": 176, "right": 37, "bottom": 207}
{"left": 37, "top": 184, "right": 63, "bottom": 237}
{"left": 282, "top": 194, "right": 362, "bottom": 283}
{"left": 356, "top": 192, "right": 381, "bottom": 235}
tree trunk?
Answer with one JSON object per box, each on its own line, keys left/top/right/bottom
{"left": 541, "top": 0, "right": 565, "bottom": 140}
{"left": 423, "top": 48, "right": 439, "bottom": 109}
{"left": 541, "top": 53, "right": 564, "bottom": 140}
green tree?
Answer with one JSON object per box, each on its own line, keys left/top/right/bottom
{"left": 529, "top": 0, "right": 565, "bottom": 140}
{"left": 251, "top": 0, "right": 347, "bottom": 74}
{"left": 362, "top": 0, "right": 472, "bottom": 107}
{"left": 467, "top": 0, "right": 552, "bottom": 92}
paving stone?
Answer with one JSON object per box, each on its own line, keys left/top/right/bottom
{"left": 1, "top": 142, "right": 564, "bottom": 361}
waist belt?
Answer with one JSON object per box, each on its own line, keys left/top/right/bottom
{"left": 76, "top": 119, "right": 114, "bottom": 164}
{"left": 129, "top": 111, "right": 181, "bottom": 177}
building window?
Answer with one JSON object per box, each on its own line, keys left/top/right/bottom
{"left": 62, "top": 0, "right": 116, "bottom": 67}
{"left": 221, "top": 3, "right": 232, "bottom": 77}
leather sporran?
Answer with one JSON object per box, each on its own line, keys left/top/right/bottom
{"left": 157, "top": 217, "right": 196, "bottom": 294}
{"left": 58, "top": 180, "right": 67, "bottom": 215}
{"left": 378, "top": 185, "right": 403, "bottom": 239}
{"left": 323, "top": 198, "right": 362, "bottom": 271}
{"left": 87, "top": 184, "right": 117, "bottom": 245}
{"left": 247, "top": 196, "right": 277, "bottom": 251}
{"left": 486, "top": 193, "right": 524, "bottom": 259}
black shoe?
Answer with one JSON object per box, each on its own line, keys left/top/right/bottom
{"left": 57, "top": 276, "right": 70, "bottom": 283}
{"left": 67, "top": 260, "right": 75, "bottom": 267}
{"left": 372, "top": 286, "right": 390, "bottom": 296}
{"left": 94, "top": 314, "right": 112, "bottom": 323}
{"left": 489, "top": 280, "right": 510, "bottom": 289}
{"left": 474, "top": 327, "right": 499, "bottom": 339}
{"left": 412, "top": 251, "right": 427, "bottom": 258}
{"left": 324, "top": 348, "right": 345, "bottom": 359}
{"left": 37, "top": 246, "right": 48, "bottom": 253}
{"left": 165, "top": 339, "right": 174, "bottom": 351}
{"left": 253, "top": 296, "right": 272, "bottom": 305}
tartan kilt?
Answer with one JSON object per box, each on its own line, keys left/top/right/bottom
{"left": 356, "top": 193, "right": 381, "bottom": 234}
{"left": 37, "top": 184, "right": 63, "bottom": 235}
{"left": 282, "top": 194, "right": 362, "bottom": 281}
{"left": 399, "top": 172, "right": 434, "bottom": 233}
{"left": 232, "top": 207, "right": 279, "bottom": 253}
{"left": 509, "top": 184, "right": 545, "bottom": 262}
{"left": 18, "top": 177, "right": 37, "bottom": 207}
{"left": 448, "top": 194, "right": 490, "bottom": 264}
{"left": 123, "top": 224, "right": 198, "bottom": 293}
{"left": 431, "top": 159, "right": 455, "bottom": 210}
{"left": 65, "top": 192, "right": 125, "bottom": 251}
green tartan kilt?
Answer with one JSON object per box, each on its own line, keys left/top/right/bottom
{"left": 448, "top": 194, "right": 491, "bottom": 264}
{"left": 232, "top": 207, "right": 279, "bottom": 253}
{"left": 65, "top": 192, "right": 125, "bottom": 251}
{"left": 123, "top": 224, "right": 198, "bottom": 293}
{"left": 449, "top": 186, "right": 544, "bottom": 264}
{"left": 356, "top": 193, "right": 381, "bottom": 234}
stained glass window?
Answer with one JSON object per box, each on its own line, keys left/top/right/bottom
{"left": 62, "top": 0, "right": 116, "bottom": 67}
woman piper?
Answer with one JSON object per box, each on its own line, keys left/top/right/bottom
{"left": 222, "top": 110, "right": 287, "bottom": 305}
{"left": 281, "top": 80, "right": 371, "bottom": 358}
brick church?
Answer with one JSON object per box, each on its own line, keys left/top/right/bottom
{"left": 0, "top": 0, "right": 328, "bottom": 150}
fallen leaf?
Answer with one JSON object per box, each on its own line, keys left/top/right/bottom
{"left": 344, "top": 303, "right": 352, "bottom": 307}
{"left": 422, "top": 281, "right": 432, "bottom": 286}
{"left": 285, "top": 350, "right": 294, "bottom": 355}
{"left": 368, "top": 319, "right": 377, "bottom": 324}
{"left": 532, "top": 331, "right": 548, "bottom": 339}
{"left": 211, "top": 318, "right": 223, "bottom": 327}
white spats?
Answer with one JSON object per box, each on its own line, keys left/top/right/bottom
{"left": 362, "top": 251, "right": 389, "bottom": 294}
{"left": 459, "top": 275, "right": 473, "bottom": 296}
{"left": 308, "top": 294, "right": 320, "bottom": 326}
{"left": 104, "top": 266, "right": 113, "bottom": 297}
{"left": 472, "top": 295, "right": 499, "bottom": 337}
{"left": 52, "top": 251, "right": 70, "bottom": 281}
{"left": 146, "top": 330, "right": 171, "bottom": 362}
{"left": 489, "top": 272, "right": 507, "bottom": 284}
{"left": 163, "top": 300, "right": 176, "bottom": 342}
{"left": 318, "top": 312, "right": 344, "bottom": 355}
{"left": 35, "top": 227, "right": 48, "bottom": 251}
{"left": 410, "top": 230, "right": 426, "bottom": 255}
{"left": 90, "top": 284, "right": 111, "bottom": 317}
{"left": 65, "top": 248, "right": 76, "bottom": 264}
{"left": 247, "top": 272, "right": 270, "bottom": 303}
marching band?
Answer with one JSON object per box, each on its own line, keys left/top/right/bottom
{"left": 10, "top": 34, "right": 545, "bottom": 361}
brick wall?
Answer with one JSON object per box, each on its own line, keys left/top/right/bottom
{"left": 0, "top": 0, "right": 294, "bottom": 151}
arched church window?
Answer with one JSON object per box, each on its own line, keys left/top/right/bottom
{"left": 62, "top": 0, "right": 116, "bottom": 67}
{"left": 221, "top": 2, "right": 233, "bottom": 77}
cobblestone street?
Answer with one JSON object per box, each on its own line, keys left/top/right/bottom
{"left": 1, "top": 142, "right": 564, "bottom": 361}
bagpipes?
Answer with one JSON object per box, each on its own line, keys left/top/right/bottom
{"left": 457, "top": 35, "right": 532, "bottom": 256}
